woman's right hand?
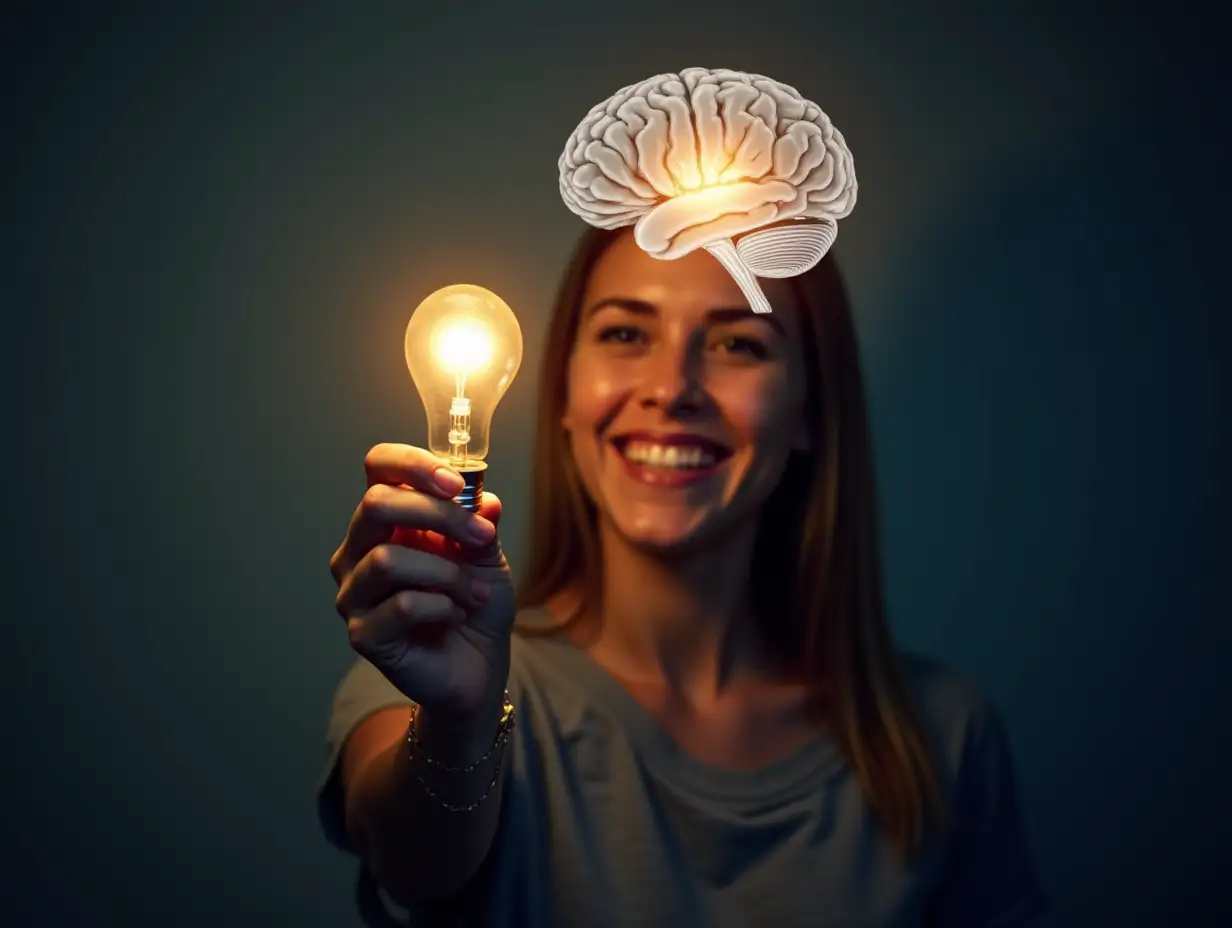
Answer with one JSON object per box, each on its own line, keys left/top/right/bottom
{"left": 330, "top": 443, "right": 517, "bottom": 720}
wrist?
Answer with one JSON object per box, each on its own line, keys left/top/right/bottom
{"left": 413, "top": 689, "right": 512, "bottom": 769}
{"left": 402, "top": 690, "right": 514, "bottom": 814}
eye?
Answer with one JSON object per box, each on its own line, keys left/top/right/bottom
{"left": 715, "top": 334, "right": 769, "bottom": 360}
{"left": 596, "top": 324, "right": 646, "bottom": 345}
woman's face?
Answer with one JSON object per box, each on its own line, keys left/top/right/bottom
{"left": 562, "top": 231, "right": 812, "bottom": 555}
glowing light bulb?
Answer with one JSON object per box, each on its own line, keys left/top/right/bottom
{"left": 404, "top": 284, "right": 523, "bottom": 510}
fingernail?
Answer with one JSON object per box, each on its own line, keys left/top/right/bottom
{"left": 434, "top": 467, "right": 463, "bottom": 493}
{"left": 472, "top": 580, "right": 491, "bottom": 602}
{"left": 468, "top": 516, "right": 496, "bottom": 542}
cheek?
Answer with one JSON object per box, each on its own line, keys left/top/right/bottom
{"left": 713, "top": 371, "right": 801, "bottom": 445}
{"left": 564, "top": 353, "right": 626, "bottom": 430}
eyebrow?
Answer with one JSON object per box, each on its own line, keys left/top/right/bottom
{"left": 584, "top": 297, "right": 788, "bottom": 338}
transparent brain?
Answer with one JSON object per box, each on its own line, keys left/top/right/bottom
{"left": 558, "top": 67, "right": 858, "bottom": 262}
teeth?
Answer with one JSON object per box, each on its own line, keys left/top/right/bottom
{"left": 620, "top": 441, "right": 719, "bottom": 469}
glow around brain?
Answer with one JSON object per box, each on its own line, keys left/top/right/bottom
{"left": 558, "top": 67, "right": 858, "bottom": 312}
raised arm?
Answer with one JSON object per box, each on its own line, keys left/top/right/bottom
{"left": 327, "top": 443, "right": 519, "bottom": 905}
{"left": 339, "top": 698, "right": 508, "bottom": 904}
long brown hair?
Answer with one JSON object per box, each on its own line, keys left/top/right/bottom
{"left": 514, "top": 226, "right": 947, "bottom": 860}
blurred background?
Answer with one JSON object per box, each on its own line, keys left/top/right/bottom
{"left": 3, "top": 1, "right": 1226, "bottom": 925}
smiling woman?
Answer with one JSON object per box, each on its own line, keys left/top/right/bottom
{"left": 319, "top": 225, "right": 1049, "bottom": 927}
{"left": 559, "top": 234, "right": 811, "bottom": 558}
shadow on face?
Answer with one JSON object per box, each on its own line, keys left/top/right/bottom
{"left": 561, "top": 230, "right": 812, "bottom": 557}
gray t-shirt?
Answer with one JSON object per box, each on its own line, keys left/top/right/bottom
{"left": 318, "top": 610, "right": 1047, "bottom": 927}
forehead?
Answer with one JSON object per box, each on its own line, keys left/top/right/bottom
{"left": 583, "top": 230, "right": 797, "bottom": 322}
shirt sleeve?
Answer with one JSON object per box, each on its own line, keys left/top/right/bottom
{"left": 316, "top": 658, "right": 413, "bottom": 854}
{"left": 927, "top": 707, "right": 1049, "bottom": 927}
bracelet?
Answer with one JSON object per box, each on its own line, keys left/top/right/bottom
{"left": 405, "top": 692, "right": 516, "bottom": 813}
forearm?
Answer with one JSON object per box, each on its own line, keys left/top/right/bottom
{"left": 345, "top": 701, "right": 508, "bottom": 905}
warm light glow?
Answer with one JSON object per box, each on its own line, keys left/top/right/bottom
{"left": 431, "top": 315, "right": 494, "bottom": 376}
{"left": 404, "top": 283, "right": 523, "bottom": 469}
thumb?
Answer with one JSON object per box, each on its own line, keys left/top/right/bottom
{"left": 464, "top": 491, "right": 507, "bottom": 570}
{"left": 475, "top": 491, "right": 503, "bottom": 529}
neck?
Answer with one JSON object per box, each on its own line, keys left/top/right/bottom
{"left": 575, "top": 519, "right": 782, "bottom": 704}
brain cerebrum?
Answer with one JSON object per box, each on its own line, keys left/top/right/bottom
{"left": 558, "top": 67, "right": 858, "bottom": 263}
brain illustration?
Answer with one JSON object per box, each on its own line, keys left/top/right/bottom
{"left": 559, "top": 67, "right": 858, "bottom": 313}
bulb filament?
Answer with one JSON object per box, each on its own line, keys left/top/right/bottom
{"left": 449, "top": 391, "right": 471, "bottom": 465}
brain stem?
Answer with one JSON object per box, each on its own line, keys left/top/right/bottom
{"left": 703, "top": 239, "right": 773, "bottom": 314}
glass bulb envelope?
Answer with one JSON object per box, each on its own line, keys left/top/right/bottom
{"left": 404, "top": 284, "right": 523, "bottom": 474}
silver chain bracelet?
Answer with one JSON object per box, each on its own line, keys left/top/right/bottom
{"left": 405, "top": 692, "right": 516, "bottom": 813}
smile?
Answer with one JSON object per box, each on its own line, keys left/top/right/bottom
{"left": 610, "top": 435, "right": 733, "bottom": 486}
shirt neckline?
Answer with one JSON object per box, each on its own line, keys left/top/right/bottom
{"left": 517, "top": 628, "right": 845, "bottom": 806}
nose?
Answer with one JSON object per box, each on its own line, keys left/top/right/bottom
{"left": 638, "top": 336, "right": 709, "bottom": 417}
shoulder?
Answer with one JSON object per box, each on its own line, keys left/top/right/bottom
{"left": 897, "top": 654, "right": 1049, "bottom": 920}
{"left": 509, "top": 606, "right": 571, "bottom": 668}
{"left": 507, "top": 607, "right": 588, "bottom": 702}
{"left": 894, "top": 650, "right": 1011, "bottom": 793}
{"left": 896, "top": 649, "right": 994, "bottom": 729}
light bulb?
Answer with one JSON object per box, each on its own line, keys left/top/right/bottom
{"left": 404, "top": 284, "right": 523, "bottom": 510}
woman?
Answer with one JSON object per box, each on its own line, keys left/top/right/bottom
{"left": 319, "top": 225, "right": 1048, "bottom": 926}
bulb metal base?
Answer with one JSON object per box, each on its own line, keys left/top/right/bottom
{"left": 455, "top": 462, "right": 487, "bottom": 512}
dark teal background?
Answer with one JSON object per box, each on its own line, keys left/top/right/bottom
{"left": 4, "top": 2, "right": 1226, "bottom": 925}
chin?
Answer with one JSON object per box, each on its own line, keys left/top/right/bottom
{"left": 604, "top": 504, "right": 732, "bottom": 558}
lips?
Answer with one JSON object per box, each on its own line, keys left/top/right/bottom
{"left": 609, "top": 431, "right": 734, "bottom": 477}
{"left": 608, "top": 431, "right": 724, "bottom": 460}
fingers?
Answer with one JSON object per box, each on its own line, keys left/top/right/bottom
{"left": 336, "top": 542, "right": 491, "bottom": 621}
{"left": 464, "top": 491, "right": 506, "bottom": 570}
{"left": 332, "top": 481, "right": 497, "bottom": 582}
{"left": 346, "top": 589, "right": 468, "bottom": 654}
{"left": 364, "top": 443, "right": 465, "bottom": 497}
